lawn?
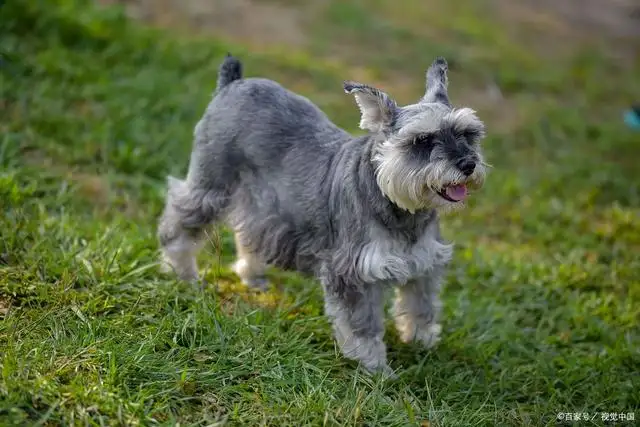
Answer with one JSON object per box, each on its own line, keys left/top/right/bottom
{"left": 1, "top": 1, "right": 639, "bottom": 426}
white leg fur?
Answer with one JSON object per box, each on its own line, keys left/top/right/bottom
{"left": 232, "top": 232, "right": 269, "bottom": 290}
{"left": 393, "top": 272, "right": 443, "bottom": 348}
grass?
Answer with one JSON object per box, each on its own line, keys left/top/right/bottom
{"left": 1, "top": 0, "right": 639, "bottom": 425}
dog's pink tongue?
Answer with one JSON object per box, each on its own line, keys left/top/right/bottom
{"left": 445, "top": 184, "right": 468, "bottom": 201}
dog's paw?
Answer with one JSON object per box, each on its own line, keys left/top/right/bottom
{"left": 399, "top": 323, "right": 442, "bottom": 349}
{"left": 232, "top": 259, "right": 269, "bottom": 291}
{"left": 414, "top": 323, "right": 442, "bottom": 349}
{"left": 159, "top": 251, "right": 200, "bottom": 283}
{"left": 159, "top": 260, "right": 199, "bottom": 283}
{"left": 159, "top": 259, "right": 173, "bottom": 274}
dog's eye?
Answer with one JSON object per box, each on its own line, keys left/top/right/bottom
{"left": 413, "top": 134, "right": 434, "bottom": 145}
{"left": 462, "top": 130, "right": 480, "bottom": 141}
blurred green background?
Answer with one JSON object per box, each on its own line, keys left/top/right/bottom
{"left": 1, "top": 0, "right": 639, "bottom": 426}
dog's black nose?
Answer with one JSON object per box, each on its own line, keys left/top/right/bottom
{"left": 457, "top": 159, "right": 476, "bottom": 176}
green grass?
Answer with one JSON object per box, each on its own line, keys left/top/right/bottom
{"left": 1, "top": 0, "right": 639, "bottom": 425}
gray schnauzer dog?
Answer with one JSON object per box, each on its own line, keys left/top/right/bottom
{"left": 158, "top": 54, "right": 487, "bottom": 375}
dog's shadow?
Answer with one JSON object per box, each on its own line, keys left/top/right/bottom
{"left": 204, "top": 268, "right": 489, "bottom": 390}
{"left": 298, "top": 316, "right": 489, "bottom": 389}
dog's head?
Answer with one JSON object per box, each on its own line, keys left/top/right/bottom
{"left": 344, "top": 57, "right": 487, "bottom": 213}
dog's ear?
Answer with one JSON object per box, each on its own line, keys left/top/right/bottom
{"left": 344, "top": 81, "right": 397, "bottom": 132}
{"left": 422, "top": 57, "right": 450, "bottom": 106}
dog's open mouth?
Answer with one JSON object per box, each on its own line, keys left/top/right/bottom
{"left": 436, "top": 184, "right": 468, "bottom": 202}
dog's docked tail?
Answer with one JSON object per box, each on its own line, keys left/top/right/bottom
{"left": 216, "top": 53, "right": 243, "bottom": 92}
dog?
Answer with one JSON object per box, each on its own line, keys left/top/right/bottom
{"left": 158, "top": 54, "right": 487, "bottom": 376}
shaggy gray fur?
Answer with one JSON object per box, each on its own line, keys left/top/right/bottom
{"left": 158, "top": 54, "right": 487, "bottom": 376}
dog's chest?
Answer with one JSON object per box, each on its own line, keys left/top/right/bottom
{"left": 355, "top": 226, "right": 452, "bottom": 284}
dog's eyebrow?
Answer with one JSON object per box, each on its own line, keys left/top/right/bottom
{"left": 443, "top": 108, "right": 486, "bottom": 137}
{"left": 413, "top": 132, "right": 437, "bottom": 142}
{"left": 457, "top": 127, "right": 481, "bottom": 136}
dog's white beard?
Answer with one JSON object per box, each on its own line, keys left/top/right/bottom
{"left": 373, "top": 146, "right": 486, "bottom": 214}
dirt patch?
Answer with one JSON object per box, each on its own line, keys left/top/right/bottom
{"left": 100, "top": 0, "right": 309, "bottom": 47}
{"left": 517, "top": 0, "right": 639, "bottom": 40}
{"left": 493, "top": 0, "right": 639, "bottom": 57}
{"left": 101, "top": 0, "right": 639, "bottom": 51}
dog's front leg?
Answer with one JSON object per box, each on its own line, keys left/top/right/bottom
{"left": 392, "top": 267, "right": 444, "bottom": 349}
{"left": 321, "top": 272, "right": 393, "bottom": 376}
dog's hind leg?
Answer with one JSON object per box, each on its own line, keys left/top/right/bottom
{"left": 157, "top": 176, "right": 224, "bottom": 282}
{"left": 231, "top": 231, "right": 269, "bottom": 290}
{"left": 392, "top": 267, "right": 444, "bottom": 349}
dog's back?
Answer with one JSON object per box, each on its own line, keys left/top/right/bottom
{"left": 192, "top": 55, "right": 349, "bottom": 174}
{"left": 187, "top": 55, "right": 355, "bottom": 274}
